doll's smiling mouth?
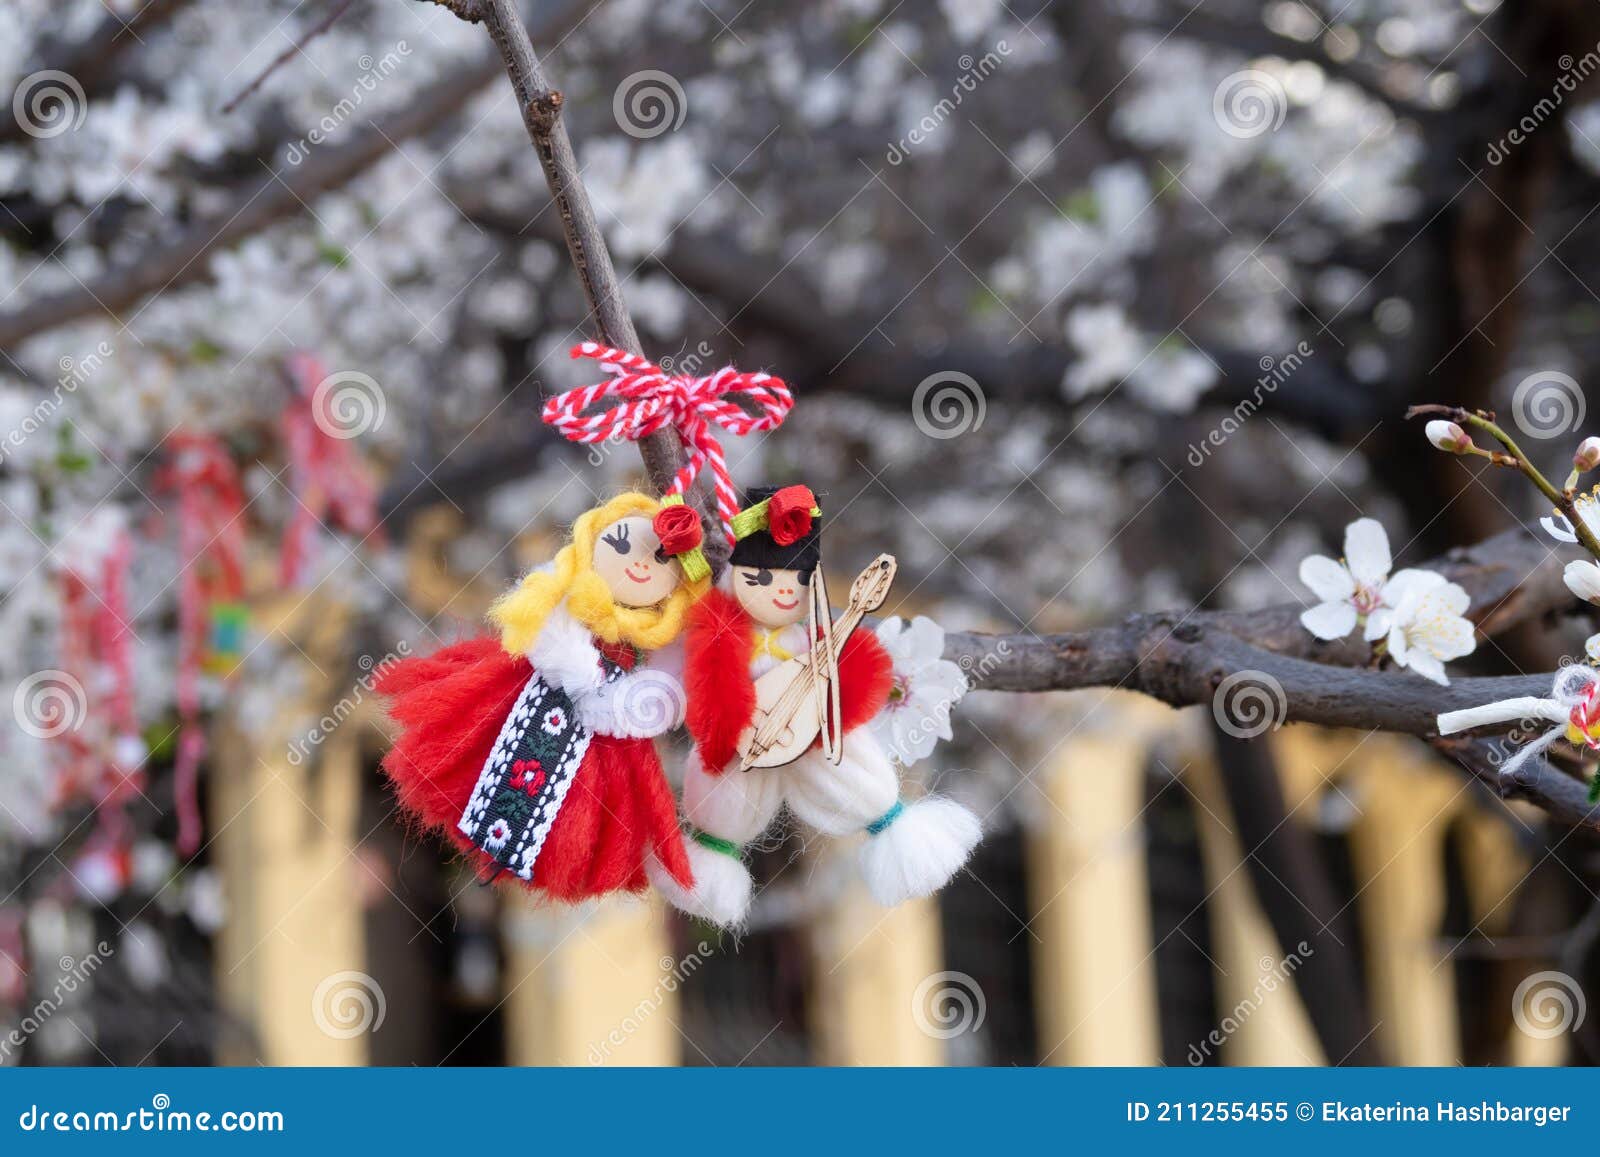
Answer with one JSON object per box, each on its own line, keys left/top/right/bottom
{"left": 772, "top": 596, "right": 798, "bottom": 610}
{"left": 625, "top": 566, "right": 652, "bottom": 583}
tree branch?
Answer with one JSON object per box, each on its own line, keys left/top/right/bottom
{"left": 219, "top": 0, "right": 360, "bottom": 115}
{"left": 0, "top": 0, "right": 597, "bottom": 352}
{"left": 0, "top": 0, "right": 193, "bottom": 146}
{"left": 438, "top": 0, "right": 730, "bottom": 568}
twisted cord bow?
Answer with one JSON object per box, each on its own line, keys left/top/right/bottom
{"left": 542, "top": 342, "right": 793, "bottom": 541}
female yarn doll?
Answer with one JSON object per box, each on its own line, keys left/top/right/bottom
{"left": 649, "top": 484, "right": 982, "bottom": 927}
{"left": 378, "top": 492, "right": 708, "bottom": 901}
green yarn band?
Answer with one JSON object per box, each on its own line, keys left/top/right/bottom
{"left": 691, "top": 828, "right": 742, "bottom": 859}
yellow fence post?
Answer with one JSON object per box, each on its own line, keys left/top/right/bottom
{"left": 212, "top": 596, "right": 371, "bottom": 1065}
{"left": 1028, "top": 692, "right": 1163, "bottom": 1066}
{"left": 501, "top": 896, "right": 682, "bottom": 1066}
{"left": 1185, "top": 740, "right": 1325, "bottom": 1065}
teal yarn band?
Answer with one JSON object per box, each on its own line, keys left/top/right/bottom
{"left": 690, "top": 828, "right": 742, "bottom": 859}
{"left": 866, "top": 801, "right": 904, "bottom": 836}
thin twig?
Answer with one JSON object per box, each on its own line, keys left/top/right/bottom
{"left": 431, "top": 0, "right": 729, "bottom": 570}
{"left": 1408, "top": 403, "right": 1600, "bottom": 561}
{"left": 220, "top": 0, "right": 360, "bottom": 115}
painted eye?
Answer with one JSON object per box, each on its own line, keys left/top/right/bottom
{"left": 654, "top": 546, "right": 670, "bottom": 564}
{"left": 742, "top": 568, "right": 773, "bottom": 587}
{"left": 601, "top": 526, "right": 631, "bottom": 555}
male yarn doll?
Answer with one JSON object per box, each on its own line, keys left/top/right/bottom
{"left": 378, "top": 492, "right": 709, "bottom": 901}
{"left": 650, "top": 484, "right": 981, "bottom": 927}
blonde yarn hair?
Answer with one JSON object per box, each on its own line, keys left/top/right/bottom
{"left": 491, "top": 492, "right": 706, "bottom": 655}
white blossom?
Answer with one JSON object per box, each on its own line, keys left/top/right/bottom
{"left": 1385, "top": 576, "right": 1475, "bottom": 685}
{"left": 1298, "top": 517, "right": 1442, "bottom": 642}
{"left": 870, "top": 615, "right": 969, "bottom": 767}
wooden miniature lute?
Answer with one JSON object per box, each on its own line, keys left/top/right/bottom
{"left": 738, "top": 554, "right": 897, "bottom": 771}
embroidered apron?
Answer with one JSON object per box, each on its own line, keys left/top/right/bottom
{"left": 457, "top": 647, "right": 629, "bottom": 880}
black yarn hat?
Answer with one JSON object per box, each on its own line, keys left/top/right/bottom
{"left": 729, "top": 485, "right": 822, "bottom": 576}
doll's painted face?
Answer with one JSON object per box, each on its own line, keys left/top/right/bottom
{"left": 733, "top": 566, "right": 809, "bottom": 628}
{"left": 592, "top": 515, "right": 680, "bottom": 607}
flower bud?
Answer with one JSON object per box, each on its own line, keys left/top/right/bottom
{"left": 1575, "top": 436, "right": 1600, "bottom": 473}
{"left": 1425, "top": 419, "right": 1473, "bottom": 454}
{"left": 1566, "top": 560, "right": 1600, "bottom": 606}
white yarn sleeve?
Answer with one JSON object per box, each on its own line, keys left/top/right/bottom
{"left": 527, "top": 600, "right": 605, "bottom": 697}
{"left": 574, "top": 668, "right": 686, "bottom": 739}
{"left": 1436, "top": 697, "right": 1566, "bottom": 735}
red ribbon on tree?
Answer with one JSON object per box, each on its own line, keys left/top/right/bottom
{"left": 154, "top": 431, "right": 247, "bottom": 856}
{"left": 279, "top": 351, "right": 380, "bottom": 587}
{"left": 541, "top": 342, "right": 794, "bottom": 541}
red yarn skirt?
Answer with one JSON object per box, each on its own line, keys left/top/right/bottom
{"left": 376, "top": 637, "right": 693, "bottom": 901}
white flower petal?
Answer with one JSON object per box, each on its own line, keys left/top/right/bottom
{"left": 1343, "top": 518, "right": 1392, "bottom": 588}
{"left": 1587, "top": 633, "right": 1600, "bottom": 663}
{"left": 1363, "top": 608, "right": 1391, "bottom": 641}
{"left": 1381, "top": 567, "right": 1445, "bottom": 609}
{"left": 1542, "top": 514, "right": 1579, "bottom": 544}
{"left": 1300, "top": 600, "right": 1358, "bottom": 640}
{"left": 1299, "top": 555, "right": 1355, "bottom": 603}
{"left": 1422, "top": 616, "right": 1477, "bottom": 662}
{"left": 1401, "top": 649, "right": 1449, "bottom": 685}
{"left": 902, "top": 615, "right": 948, "bottom": 666}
